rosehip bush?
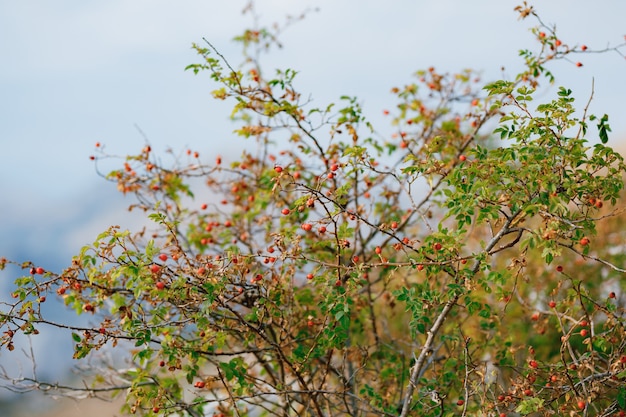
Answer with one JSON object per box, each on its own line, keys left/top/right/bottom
{"left": 2, "top": 4, "right": 626, "bottom": 417}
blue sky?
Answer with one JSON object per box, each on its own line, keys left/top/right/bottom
{"left": 0, "top": 0, "right": 625, "bottom": 409}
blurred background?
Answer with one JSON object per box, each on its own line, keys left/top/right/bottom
{"left": 1, "top": 1, "right": 625, "bottom": 415}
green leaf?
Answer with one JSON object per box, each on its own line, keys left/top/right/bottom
{"left": 618, "top": 386, "right": 626, "bottom": 409}
{"left": 515, "top": 397, "right": 544, "bottom": 414}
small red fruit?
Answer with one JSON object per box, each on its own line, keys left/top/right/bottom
{"left": 549, "top": 300, "right": 556, "bottom": 308}
{"left": 580, "top": 320, "right": 588, "bottom": 327}
{"left": 581, "top": 44, "right": 588, "bottom": 51}
{"left": 39, "top": 296, "right": 46, "bottom": 303}
{"left": 301, "top": 223, "right": 312, "bottom": 232}
{"left": 201, "top": 203, "right": 208, "bottom": 210}
{"left": 306, "top": 273, "right": 314, "bottom": 280}
{"left": 57, "top": 287, "right": 66, "bottom": 295}
{"left": 554, "top": 39, "right": 562, "bottom": 46}
{"left": 158, "top": 253, "right": 168, "bottom": 262}
{"left": 531, "top": 312, "right": 540, "bottom": 321}
{"left": 577, "top": 400, "right": 585, "bottom": 410}
{"left": 575, "top": 62, "right": 583, "bottom": 67}
{"left": 459, "top": 155, "right": 467, "bottom": 162}
{"left": 594, "top": 200, "right": 603, "bottom": 208}
{"left": 579, "top": 237, "right": 590, "bottom": 246}
{"left": 433, "top": 242, "right": 442, "bottom": 251}
{"left": 152, "top": 407, "right": 160, "bottom": 413}
{"left": 620, "top": 355, "right": 626, "bottom": 364}
{"left": 609, "top": 292, "right": 616, "bottom": 299}
{"left": 155, "top": 281, "right": 165, "bottom": 290}
{"left": 529, "top": 360, "right": 538, "bottom": 369}
{"left": 318, "top": 226, "right": 327, "bottom": 234}
{"left": 456, "top": 399, "right": 464, "bottom": 406}
{"left": 194, "top": 381, "right": 205, "bottom": 388}
{"left": 281, "top": 208, "right": 290, "bottom": 215}
{"left": 524, "top": 389, "right": 533, "bottom": 396}
{"left": 35, "top": 267, "right": 45, "bottom": 275}
{"left": 539, "top": 32, "right": 546, "bottom": 38}
{"left": 556, "top": 265, "right": 563, "bottom": 272}
{"left": 390, "top": 221, "right": 398, "bottom": 229}
{"left": 150, "top": 264, "right": 161, "bottom": 274}
{"left": 417, "top": 264, "right": 424, "bottom": 271}
{"left": 330, "top": 163, "right": 339, "bottom": 172}
{"left": 335, "top": 279, "right": 342, "bottom": 287}
{"left": 274, "top": 165, "right": 283, "bottom": 173}
{"left": 580, "top": 329, "right": 588, "bottom": 337}
{"left": 375, "top": 246, "right": 382, "bottom": 255}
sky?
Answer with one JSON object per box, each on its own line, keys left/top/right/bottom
{"left": 0, "top": 0, "right": 625, "bottom": 411}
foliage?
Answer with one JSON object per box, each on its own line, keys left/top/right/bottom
{"left": 2, "top": 3, "right": 626, "bottom": 417}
